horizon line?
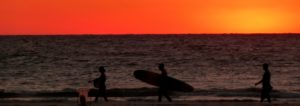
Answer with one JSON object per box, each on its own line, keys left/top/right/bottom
{"left": 0, "top": 33, "right": 300, "bottom": 36}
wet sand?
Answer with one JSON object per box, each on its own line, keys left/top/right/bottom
{"left": 1, "top": 101, "right": 300, "bottom": 106}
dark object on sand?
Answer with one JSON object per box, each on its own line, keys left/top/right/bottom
{"left": 79, "top": 96, "right": 86, "bottom": 106}
{"left": 77, "top": 88, "right": 89, "bottom": 106}
{"left": 134, "top": 70, "right": 194, "bottom": 92}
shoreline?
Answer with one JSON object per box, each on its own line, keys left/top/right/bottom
{"left": 1, "top": 95, "right": 300, "bottom": 103}
{"left": 1, "top": 101, "right": 300, "bottom": 106}
{"left": 2, "top": 88, "right": 300, "bottom": 103}
{"left": 1, "top": 87, "right": 300, "bottom": 98}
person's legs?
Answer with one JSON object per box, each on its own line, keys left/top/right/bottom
{"left": 160, "top": 88, "right": 172, "bottom": 102}
{"left": 266, "top": 90, "right": 271, "bottom": 103}
{"left": 94, "top": 89, "right": 100, "bottom": 102}
{"left": 94, "top": 96, "right": 98, "bottom": 102}
{"left": 260, "top": 91, "right": 265, "bottom": 102}
{"left": 102, "top": 89, "right": 108, "bottom": 102}
{"left": 80, "top": 96, "right": 86, "bottom": 106}
{"left": 164, "top": 92, "right": 172, "bottom": 102}
{"left": 158, "top": 88, "right": 163, "bottom": 102}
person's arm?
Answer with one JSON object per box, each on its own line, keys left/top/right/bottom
{"left": 255, "top": 79, "right": 262, "bottom": 86}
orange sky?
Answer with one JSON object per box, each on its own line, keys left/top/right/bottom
{"left": 0, "top": 0, "right": 300, "bottom": 34}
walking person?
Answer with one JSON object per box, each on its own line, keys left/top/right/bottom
{"left": 90, "top": 66, "right": 108, "bottom": 102}
{"left": 158, "top": 63, "right": 172, "bottom": 102}
{"left": 255, "top": 63, "right": 272, "bottom": 103}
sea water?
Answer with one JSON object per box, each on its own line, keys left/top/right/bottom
{"left": 1, "top": 35, "right": 300, "bottom": 100}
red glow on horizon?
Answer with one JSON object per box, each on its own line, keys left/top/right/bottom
{"left": 1, "top": 0, "right": 300, "bottom": 35}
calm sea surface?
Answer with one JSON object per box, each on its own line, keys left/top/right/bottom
{"left": 1, "top": 35, "right": 300, "bottom": 98}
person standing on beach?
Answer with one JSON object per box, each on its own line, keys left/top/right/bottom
{"left": 255, "top": 63, "right": 272, "bottom": 103}
{"left": 90, "top": 66, "right": 108, "bottom": 102}
{"left": 158, "top": 63, "right": 172, "bottom": 102}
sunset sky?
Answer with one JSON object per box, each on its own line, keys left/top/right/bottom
{"left": 1, "top": 0, "right": 300, "bottom": 34}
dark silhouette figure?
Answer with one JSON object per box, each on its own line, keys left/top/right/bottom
{"left": 158, "top": 63, "right": 172, "bottom": 102}
{"left": 91, "top": 66, "right": 108, "bottom": 102}
{"left": 79, "top": 96, "right": 86, "bottom": 106}
{"left": 255, "top": 63, "right": 272, "bottom": 103}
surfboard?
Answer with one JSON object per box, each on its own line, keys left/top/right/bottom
{"left": 134, "top": 70, "right": 194, "bottom": 92}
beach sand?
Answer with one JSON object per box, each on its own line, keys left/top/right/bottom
{"left": 1, "top": 101, "right": 300, "bottom": 106}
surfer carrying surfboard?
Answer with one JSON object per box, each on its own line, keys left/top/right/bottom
{"left": 158, "top": 63, "right": 172, "bottom": 102}
{"left": 89, "top": 66, "right": 108, "bottom": 102}
{"left": 134, "top": 64, "right": 193, "bottom": 102}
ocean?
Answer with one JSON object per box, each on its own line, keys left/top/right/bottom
{"left": 1, "top": 34, "right": 300, "bottom": 101}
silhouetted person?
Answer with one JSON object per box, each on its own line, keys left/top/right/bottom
{"left": 158, "top": 63, "right": 172, "bottom": 102}
{"left": 255, "top": 63, "right": 272, "bottom": 103}
{"left": 90, "top": 66, "right": 108, "bottom": 102}
{"left": 79, "top": 96, "right": 86, "bottom": 106}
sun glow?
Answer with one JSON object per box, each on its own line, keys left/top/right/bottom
{"left": 218, "top": 9, "right": 287, "bottom": 33}
{"left": 0, "top": 0, "right": 300, "bottom": 34}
